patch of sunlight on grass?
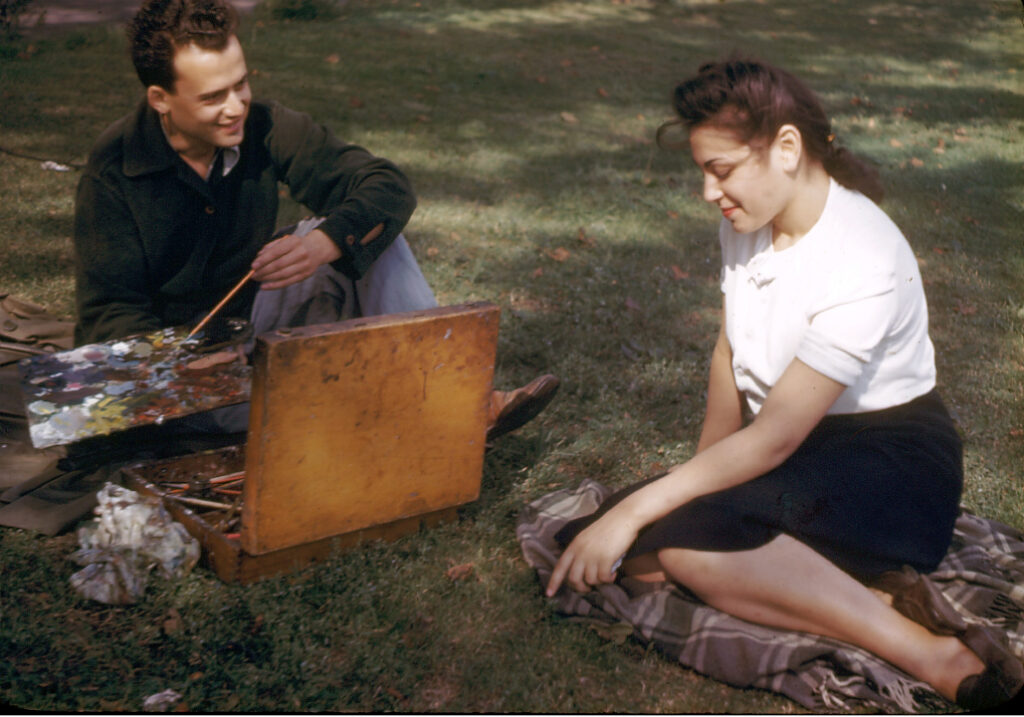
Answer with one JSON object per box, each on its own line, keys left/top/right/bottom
{"left": 378, "top": 1, "right": 659, "bottom": 36}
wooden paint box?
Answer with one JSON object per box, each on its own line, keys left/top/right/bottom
{"left": 122, "top": 302, "right": 499, "bottom": 583}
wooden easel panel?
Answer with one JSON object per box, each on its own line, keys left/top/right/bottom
{"left": 241, "top": 303, "right": 499, "bottom": 555}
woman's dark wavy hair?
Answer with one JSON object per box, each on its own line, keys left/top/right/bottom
{"left": 128, "top": 0, "right": 239, "bottom": 91}
{"left": 657, "top": 58, "right": 884, "bottom": 204}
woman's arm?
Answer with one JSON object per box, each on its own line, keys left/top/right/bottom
{"left": 696, "top": 308, "right": 744, "bottom": 452}
{"left": 546, "top": 357, "right": 846, "bottom": 596}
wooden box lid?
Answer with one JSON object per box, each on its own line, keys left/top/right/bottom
{"left": 241, "top": 303, "right": 499, "bottom": 555}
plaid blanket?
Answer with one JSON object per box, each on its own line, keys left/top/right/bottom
{"left": 516, "top": 479, "right": 1024, "bottom": 713}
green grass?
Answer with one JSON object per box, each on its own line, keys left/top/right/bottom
{"left": 1, "top": 0, "right": 1022, "bottom": 712}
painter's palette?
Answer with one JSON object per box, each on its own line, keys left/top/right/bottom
{"left": 19, "top": 326, "right": 251, "bottom": 448}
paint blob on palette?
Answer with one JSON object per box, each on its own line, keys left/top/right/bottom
{"left": 19, "top": 326, "right": 251, "bottom": 448}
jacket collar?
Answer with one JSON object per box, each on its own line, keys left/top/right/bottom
{"left": 122, "top": 99, "right": 179, "bottom": 178}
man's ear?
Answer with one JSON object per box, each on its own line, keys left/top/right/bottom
{"left": 146, "top": 85, "right": 171, "bottom": 114}
{"left": 774, "top": 124, "right": 803, "bottom": 172}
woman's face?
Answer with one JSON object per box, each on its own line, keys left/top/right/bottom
{"left": 689, "top": 123, "right": 792, "bottom": 235}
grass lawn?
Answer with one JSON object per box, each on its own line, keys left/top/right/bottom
{"left": 1, "top": 0, "right": 1022, "bottom": 712}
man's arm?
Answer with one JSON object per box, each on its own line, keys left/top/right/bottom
{"left": 73, "top": 173, "right": 162, "bottom": 345}
{"left": 262, "top": 102, "right": 417, "bottom": 286}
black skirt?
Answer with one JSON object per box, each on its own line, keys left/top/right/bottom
{"left": 555, "top": 389, "right": 963, "bottom": 578}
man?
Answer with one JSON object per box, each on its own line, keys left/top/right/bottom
{"left": 74, "top": 0, "right": 557, "bottom": 440}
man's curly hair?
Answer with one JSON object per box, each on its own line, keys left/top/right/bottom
{"left": 128, "top": 0, "right": 239, "bottom": 90}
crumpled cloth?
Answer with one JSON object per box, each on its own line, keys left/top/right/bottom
{"left": 69, "top": 482, "right": 200, "bottom": 604}
{"left": 516, "top": 479, "right": 1024, "bottom": 713}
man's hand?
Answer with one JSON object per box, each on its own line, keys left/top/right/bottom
{"left": 251, "top": 228, "right": 341, "bottom": 290}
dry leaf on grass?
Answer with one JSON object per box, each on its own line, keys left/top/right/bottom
{"left": 566, "top": 616, "right": 635, "bottom": 645}
{"left": 954, "top": 300, "right": 977, "bottom": 316}
{"left": 670, "top": 265, "right": 690, "bottom": 281}
{"left": 445, "top": 562, "right": 474, "bottom": 581}
{"left": 162, "top": 608, "right": 182, "bottom": 635}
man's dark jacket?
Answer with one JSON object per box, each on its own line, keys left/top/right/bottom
{"left": 73, "top": 99, "right": 416, "bottom": 345}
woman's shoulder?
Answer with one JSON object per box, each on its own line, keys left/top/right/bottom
{"left": 816, "top": 182, "right": 913, "bottom": 262}
{"left": 826, "top": 182, "right": 905, "bottom": 242}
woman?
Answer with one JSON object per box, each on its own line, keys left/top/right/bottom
{"left": 546, "top": 59, "right": 1023, "bottom": 709}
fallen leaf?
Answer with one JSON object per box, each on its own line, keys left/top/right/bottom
{"left": 325, "top": 53, "right": 340, "bottom": 64}
{"left": 567, "top": 617, "right": 635, "bottom": 644}
{"left": 546, "top": 247, "right": 571, "bottom": 262}
{"left": 910, "top": 157, "right": 925, "bottom": 167}
{"left": 954, "top": 300, "right": 977, "bottom": 316}
{"left": 349, "top": 96, "right": 364, "bottom": 108}
{"left": 667, "top": 210, "right": 680, "bottom": 220}
{"left": 162, "top": 608, "right": 182, "bottom": 635}
{"left": 670, "top": 265, "right": 690, "bottom": 281}
{"left": 577, "top": 227, "right": 596, "bottom": 247}
{"left": 560, "top": 111, "right": 579, "bottom": 124}
{"left": 889, "top": 138, "right": 903, "bottom": 148}
{"left": 426, "top": 247, "right": 440, "bottom": 257}
{"left": 445, "top": 563, "right": 474, "bottom": 581}
{"left": 532, "top": 267, "right": 544, "bottom": 278}
{"left": 384, "top": 686, "right": 408, "bottom": 703}
{"left": 596, "top": 87, "right": 609, "bottom": 98}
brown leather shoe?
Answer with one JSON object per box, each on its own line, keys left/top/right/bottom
{"left": 871, "top": 565, "right": 967, "bottom": 636}
{"left": 486, "top": 374, "right": 560, "bottom": 442}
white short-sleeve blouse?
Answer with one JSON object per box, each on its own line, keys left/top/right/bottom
{"left": 719, "top": 178, "right": 936, "bottom": 416}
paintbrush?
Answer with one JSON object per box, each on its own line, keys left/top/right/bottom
{"left": 186, "top": 269, "right": 255, "bottom": 340}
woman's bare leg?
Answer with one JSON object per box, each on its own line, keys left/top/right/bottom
{"left": 654, "top": 534, "right": 983, "bottom": 702}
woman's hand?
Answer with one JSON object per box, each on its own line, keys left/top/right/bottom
{"left": 545, "top": 507, "right": 642, "bottom": 597}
